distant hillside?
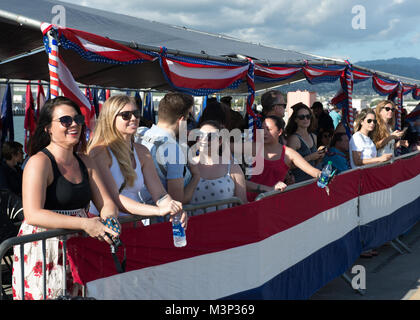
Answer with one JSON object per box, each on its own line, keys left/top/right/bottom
{"left": 355, "top": 57, "right": 420, "bottom": 80}
{"left": 277, "top": 57, "right": 420, "bottom": 97}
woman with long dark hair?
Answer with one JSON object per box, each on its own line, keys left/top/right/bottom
{"left": 286, "top": 103, "right": 326, "bottom": 183}
{"left": 13, "top": 97, "right": 119, "bottom": 300}
{"left": 189, "top": 120, "right": 248, "bottom": 214}
{"left": 246, "top": 115, "right": 321, "bottom": 201}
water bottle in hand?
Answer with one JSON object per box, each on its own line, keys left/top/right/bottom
{"left": 317, "top": 161, "right": 333, "bottom": 189}
{"left": 172, "top": 212, "right": 187, "bottom": 247}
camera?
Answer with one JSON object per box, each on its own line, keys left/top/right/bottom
{"left": 101, "top": 217, "right": 122, "bottom": 251}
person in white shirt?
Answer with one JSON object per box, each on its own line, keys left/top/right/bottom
{"left": 349, "top": 108, "right": 392, "bottom": 169}
{"left": 349, "top": 108, "right": 393, "bottom": 258}
{"left": 372, "top": 100, "right": 408, "bottom": 156}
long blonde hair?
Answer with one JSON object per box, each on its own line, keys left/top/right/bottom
{"left": 372, "top": 100, "right": 396, "bottom": 149}
{"left": 88, "top": 95, "right": 138, "bottom": 188}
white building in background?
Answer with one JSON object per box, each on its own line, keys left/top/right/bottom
{"left": 352, "top": 98, "right": 368, "bottom": 111}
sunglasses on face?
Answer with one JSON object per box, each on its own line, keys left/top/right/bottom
{"left": 297, "top": 114, "right": 311, "bottom": 120}
{"left": 53, "top": 114, "right": 85, "bottom": 128}
{"left": 383, "top": 107, "right": 395, "bottom": 112}
{"left": 366, "top": 119, "right": 377, "bottom": 124}
{"left": 322, "top": 133, "right": 332, "bottom": 138}
{"left": 117, "top": 109, "right": 141, "bottom": 121}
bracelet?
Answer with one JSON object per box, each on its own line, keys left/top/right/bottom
{"left": 156, "top": 194, "right": 169, "bottom": 205}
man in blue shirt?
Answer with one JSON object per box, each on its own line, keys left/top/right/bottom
{"left": 322, "top": 132, "right": 350, "bottom": 174}
{"left": 140, "top": 92, "right": 200, "bottom": 204}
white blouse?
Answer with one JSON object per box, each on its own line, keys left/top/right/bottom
{"left": 349, "top": 131, "right": 377, "bottom": 169}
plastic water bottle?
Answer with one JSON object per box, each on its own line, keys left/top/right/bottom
{"left": 317, "top": 161, "right": 333, "bottom": 188}
{"left": 172, "top": 213, "right": 187, "bottom": 247}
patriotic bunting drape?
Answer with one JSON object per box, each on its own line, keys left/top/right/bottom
{"left": 41, "top": 23, "right": 93, "bottom": 130}
{"left": 40, "top": 23, "right": 419, "bottom": 137}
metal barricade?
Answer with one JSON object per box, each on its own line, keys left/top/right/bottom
{"left": 1, "top": 151, "right": 418, "bottom": 299}
{"left": 252, "top": 150, "right": 420, "bottom": 296}
{"left": 254, "top": 150, "right": 420, "bottom": 202}
{"left": 183, "top": 197, "right": 244, "bottom": 216}
{"left": 0, "top": 197, "right": 243, "bottom": 300}
{"left": 0, "top": 214, "right": 145, "bottom": 300}
{"left": 254, "top": 178, "right": 315, "bottom": 201}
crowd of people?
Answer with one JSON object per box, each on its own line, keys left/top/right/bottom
{"left": 1, "top": 89, "right": 419, "bottom": 299}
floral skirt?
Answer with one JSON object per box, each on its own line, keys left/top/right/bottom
{"left": 12, "top": 208, "right": 87, "bottom": 300}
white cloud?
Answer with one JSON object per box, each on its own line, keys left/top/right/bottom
{"left": 378, "top": 18, "right": 400, "bottom": 36}
{"left": 59, "top": 0, "right": 420, "bottom": 61}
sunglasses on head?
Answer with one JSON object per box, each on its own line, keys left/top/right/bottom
{"left": 297, "top": 114, "right": 311, "bottom": 120}
{"left": 383, "top": 107, "right": 395, "bottom": 112}
{"left": 366, "top": 119, "right": 377, "bottom": 124}
{"left": 53, "top": 114, "right": 85, "bottom": 128}
{"left": 117, "top": 110, "right": 141, "bottom": 121}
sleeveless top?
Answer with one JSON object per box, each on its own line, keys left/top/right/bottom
{"left": 189, "top": 162, "right": 235, "bottom": 215}
{"left": 89, "top": 147, "right": 145, "bottom": 217}
{"left": 42, "top": 148, "right": 91, "bottom": 211}
{"left": 291, "top": 133, "right": 317, "bottom": 183}
{"left": 247, "top": 144, "right": 289, "bottom": 202}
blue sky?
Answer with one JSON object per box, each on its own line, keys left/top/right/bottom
{"left": 62, "top": 0, "right": 420, "bottom": 62}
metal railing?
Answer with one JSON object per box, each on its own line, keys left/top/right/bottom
{"left": 254, "top": 150, "right": 420, "bottom": 296}
{"left": 184, "top": 197, "right": 244, "bottom": 216}
{"left": 1, "top": 151, "right": 418, "bottom": 299}
{"left": 254, "top": 150, "right": 420, "bottom": 202}
{"left": 0, "top": 214, "right": 145, "bottom": 300}
{"left": 0, "top": 197, "right": 243, "bottom": 300}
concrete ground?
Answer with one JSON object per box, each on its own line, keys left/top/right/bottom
{"left": 311, "top": 221, "right": 420, "bottom": 300}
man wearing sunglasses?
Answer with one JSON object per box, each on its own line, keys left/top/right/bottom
{"left": 140, "top": 93, "right": 200, "bottom": 206}
{"left": 261, "top": 90, "right": 286, "bottom": 119}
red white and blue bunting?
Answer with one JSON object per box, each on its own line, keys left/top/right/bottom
{"left": 40, "top": 23, "right": 420, "bottom": 138}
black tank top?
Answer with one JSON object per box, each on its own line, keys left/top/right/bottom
{"left": 42, "top": 148, "right": 92, "bottom": 211}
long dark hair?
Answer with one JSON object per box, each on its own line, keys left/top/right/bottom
{"left": 28, "top": 96, "right": 87, "bottom": 156}
{"left": 285, "top": 102, "right": 314, "bottom": 137}
{"left": 264, "top": 115, "right": 285, "bottom": 131}
{"left": 198, "top": 120, "right": 225, "bottom": 157}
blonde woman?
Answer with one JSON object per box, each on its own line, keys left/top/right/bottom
{"left": 372, "top": 100, "right": 408, "bottom": 156}
{"left": 87, "top": 95, "right": 186, "bottom": 227}
{"left": 349, "top": 108, "right": 392, "bottom": 169}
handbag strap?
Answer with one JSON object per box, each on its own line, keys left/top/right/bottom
{"left": 110, "top": 240, "right": 126, "bottom": 273}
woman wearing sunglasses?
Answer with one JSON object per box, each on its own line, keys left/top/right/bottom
{"left": 246, "top": 115, "right": 321, "bottom": 202}
{"left": 349, "top": 108, "right": 392, "bottom": 169}
{"left": 188, "top": 120, "right": 248, "bottom": 214}
{"left": 285, "top": 103, "right": 326, "bottom": 183}
{"left": 13, "top": 97, "right": 120, "bottom": 300}
{"left": 372, "top": 100, "right": 409, "bottom": 156}
{"left": 87, "top": 95, "right": 186, "bottom": 227}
